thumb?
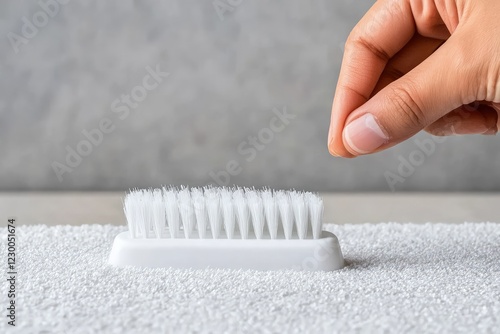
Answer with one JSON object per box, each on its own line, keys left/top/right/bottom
{"left": 341, "top": 37, "right": 474, "bottom": 155}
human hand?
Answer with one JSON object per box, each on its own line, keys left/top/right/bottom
{"left": 328, "top": 0, "right": 500, "bottom": 157}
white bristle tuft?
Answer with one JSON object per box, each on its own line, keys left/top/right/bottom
{"left": 123, "top": 191, "right": 138, "bottom": 238}
{"left": 191, "top": 187, "right": 208, "bottom": 239}
{"left": 205, "top": 187, "right": 222, "bottom": 239}
{"left": 164, "top": 187, "right": 180, "bottom": 238}
{"left": 233, "top": 188, "right": 250, "bottom": 239}
{"left": 220, "top": 188, "right": 236, "bottom": 239}
{"left": 246, "top": 189, "right": 265, "bottom": 239}
{"left": 178, "top": 187, "right": 195, "bottom": 238}
{"left": 291, "top": 191, "right": 308, "bottom": 239}
{"left": 276, "top": 190, "right": 294, "bottom": 239}
{"left": 123, "top": 187, "right": 324, "bottom": 240}
{"left": 140, "top": 190, "right": 151, "bottom": 238}
{"left": 152, "top": 189, "right": 166, "bottom": 238}
{"left": 307, "top": 192, "right": 323, "bottom": 239}
{"left": 262, "top": 189, "right": 279, "bottom": 239}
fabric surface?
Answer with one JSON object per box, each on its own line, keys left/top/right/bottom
{"left": 1, "top": 223, "right": 499, "bottom": 333}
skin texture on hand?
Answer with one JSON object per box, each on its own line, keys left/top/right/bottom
{"left": 328, "top": 0, "right": 500, "bottom": 158}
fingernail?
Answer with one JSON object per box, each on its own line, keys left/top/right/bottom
{"left": 327, "top": 119, "right": 335, "bottom": 144}
{"left": 483, "top": 127, "right": 497, "bottom": 135}
{"left": 327, "top": 132, "right": 338, "bottom": 157}
{"left": 343, "top": 113, "right": 388, "bottom": 154}
{"left": 327, "top": 129, "right": 332, "bottom": 146}
{"left": 328, "top": 142, "right": 340, "bottom": 156}
{"left": 453, "top": 122, "right": 489, "bottom": 135}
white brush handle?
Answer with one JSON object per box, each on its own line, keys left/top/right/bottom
{"left": 109, "top": 231, "right": 344, "bottom": 271}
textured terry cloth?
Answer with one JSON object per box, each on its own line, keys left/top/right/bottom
{"left": 1, "top": 223, "right": 499, "bottom": 334}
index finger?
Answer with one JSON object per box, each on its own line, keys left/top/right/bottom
{"left": 328, "top": 0, "right": 416, "bottom": 157}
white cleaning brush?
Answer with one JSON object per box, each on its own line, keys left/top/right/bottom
{"left": 109, "top": 187, "right": 344, "bottom": 271}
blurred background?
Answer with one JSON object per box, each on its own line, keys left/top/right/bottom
{"left": 0, "top": 0, "right": 498, "bottom": 192}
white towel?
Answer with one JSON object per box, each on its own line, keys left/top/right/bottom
{"left": 1, "top": 223, "right": 499, "bottom": 333}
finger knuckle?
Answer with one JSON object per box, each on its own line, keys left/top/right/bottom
{"left": 347, "top": 34, "right": 391, "bottom": 63}
{"left": 384, "top": 66, "right": 405, "bottom": 82}
{"left": 448, "top": 37, "right": 485, "bottom": 101}
{"left": 485, "top": 63, "right": 500, "bottom": 103}
{"left": 387, "top": 85, "right": 426, "bottom": 129}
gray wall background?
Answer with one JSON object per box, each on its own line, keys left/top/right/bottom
{"left": 0, "top": 0, "right": 498, "bottom": 192}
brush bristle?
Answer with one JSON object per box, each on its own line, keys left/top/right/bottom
{"left": 124, "top": 187, "right": 324, "bottom": 240}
